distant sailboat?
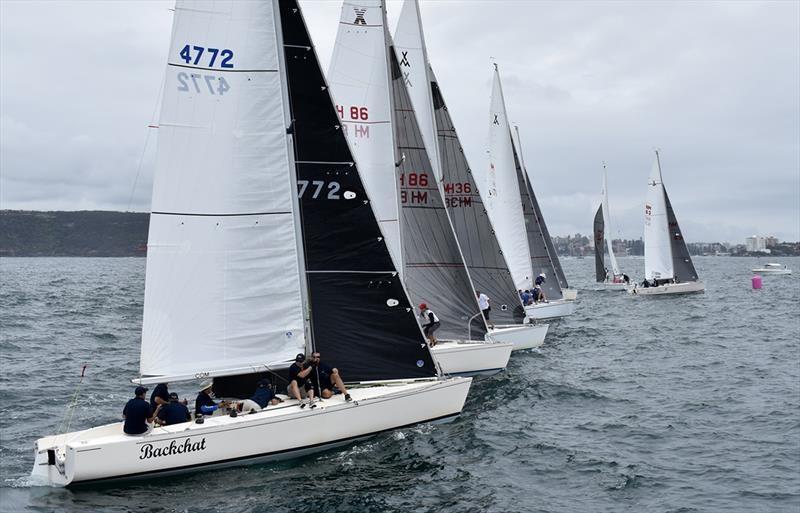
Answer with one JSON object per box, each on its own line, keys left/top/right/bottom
{"left": 631, "top": 150, "right": 704, "bottom": 296}
{"left": 594, "top": 163, "right": 628, "bottom": 289}
{"left": 392, "top": 0, "right": 548, "bottom": 350}
{"left": 483, "top": 65, "right": 574, "bottom": 320}
{"left": 31, "top": 0, "right": 471, "bottom": 486}
{"left": 329, "top": 0, "right": 512, "bottom": 374}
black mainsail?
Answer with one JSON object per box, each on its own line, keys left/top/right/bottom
{"left": 664, "top": 189, "right": 699, "bottom": 283}
{"left": 510, "top": 142, "right": 564, "bottom": 300}
{"left": 593, "top": 205, "right": 606, "bottom": 282}
{"left": 280, "top": 0, "right": 436, "bottom": 381}
{"left": 430, "top": 70, "right": 525, "bottom": 325}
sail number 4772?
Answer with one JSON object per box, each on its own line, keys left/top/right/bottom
{"left": 179, "top": 45, "right": 234, "bottom": 68}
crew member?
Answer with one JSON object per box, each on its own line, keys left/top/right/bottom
{"left": 237, "top": 379, "right": 284, "bottom": 413}
{"left": 195, "top": 381, "right": 228, "bottom": 417}
{"left": 288, "top": 353, "right": 315, "bottom": 408}
{"left": 307, "top": 352, "right": 352, "bottom": 402}
{"left": 150, "top": 382, "right": 170, "bottom": 412}
{"left": 123, "top": 385, "right": 160, "bottom": 435}
{"left": 157, "top": 392, "right": 191, "bottom": 426}
{"left": 419, "top": 303, "right": 441, "bottom": 347}
{"left": 476, "top": 291, "right": 493, "bottom": 328}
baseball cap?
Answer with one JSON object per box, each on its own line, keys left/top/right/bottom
{"left": 168, "top": 392, "right": 179, "bottom": 400}
{"left": 295, "top": 353, "right": 305, "bottom": 362}
{"left": 419, "top": 303, "right": 427, "bottom": 310}
{"left": 135, "top": 385, "right": 148, "bottom": 395}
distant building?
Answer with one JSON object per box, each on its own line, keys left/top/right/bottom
{"left": 745, "top": 236, "right": 770, "bottom": 253}
{"left": 765, "top": 236, "right": 779, "bottom": 248}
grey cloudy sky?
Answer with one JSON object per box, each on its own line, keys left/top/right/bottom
{"left": 1, "top": 0, "right": 798, "bottom": 243}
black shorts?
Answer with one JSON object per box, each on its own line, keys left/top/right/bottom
{"left": 423, "top": 322, "right": 441, "bottom": 336}
{"left": 482, "top": 307, "right": 491, "bottom": 320}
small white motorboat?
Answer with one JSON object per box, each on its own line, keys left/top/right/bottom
{"left": 751, "top": 263, "right": 792, "bottom": 275}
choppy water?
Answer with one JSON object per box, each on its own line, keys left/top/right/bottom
{"left": 0, "top": 256, "right": 798, "bottom": 513}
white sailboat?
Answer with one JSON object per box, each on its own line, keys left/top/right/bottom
{"left": 631, "top": 150, "right": 705, "bottom": 296}
{"left": 482, "top": 66, "right": 574, "bottom": 320}
{"left": 31, "top": 0, "right": 471, "bottom": 487}
{"left": 392, "top": 0, "right": 548, "bottom": 350}
{"left": 329, "top": 0, "right": 513, "bottom": 371}
{"left": 593, "top": 163, "right": 628, "bottom": 290}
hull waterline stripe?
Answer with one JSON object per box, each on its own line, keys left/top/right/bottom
{"left": 67, "top": 412, "right": 460, "bottom": 487}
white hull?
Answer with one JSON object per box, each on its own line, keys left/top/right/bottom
{"left": 488, "top": 324, "right": 549, "bottom": 350}
{"left": 31, "top": 378, "right": 470, "bottom": 487}
{"left": 752, "top": 269, "right": 792, "bottom": 275}
{"left": 524, "top": 299, "right": 575, "bottom": 320}
{"left": 561, "top": 288, "right": 578, "bottom": 301}
{"left": 597, "top": 281, "right": 629, "bottom": 291}
{"left": 431, "top": 340, "right": 513, "bottom": 376}
{"left": 629, "top": 281, "right": 705, "bottom": 296}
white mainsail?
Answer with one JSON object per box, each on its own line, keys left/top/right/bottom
{"left": 644, "top": 151, "right": 673, "bottom": 281}
{"left": 393, "top": 0, "right": 441, "bottom": 182}
{"left": 483, "top": 66, "right": 533, "bottom": 291}
{"left": 327, "top": 0, "right": 403, "bottom": 270}
{"left": 140, "top": 1, "right": 306, "bottom": 382}
{"left": 601, "top": 164, "right": 620, "bottom": 277}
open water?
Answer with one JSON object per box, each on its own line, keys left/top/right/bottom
{"left": 0, "top": 256, "right": 798, "bottom": 513}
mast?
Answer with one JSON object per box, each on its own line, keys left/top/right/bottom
{"left": 274, "top": 0, "right": 313, "bottom": 354}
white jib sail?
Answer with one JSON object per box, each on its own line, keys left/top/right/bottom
{"left": 393, "top": 0, "right": 441, "bottom": 182}
{"left": 141, "top": 0, "right": 306, "bottom": 382}
{"left": 328, "top": 0, "right": 403, "bottom": 270}
{"left": 601, "top": 164, "right": 620, "bottom": 276}
{"left": 483, "top": 66, "right": 533, "bottom": 291}
{"left": 644, "top": 152, "right": 674, "bottom": 281}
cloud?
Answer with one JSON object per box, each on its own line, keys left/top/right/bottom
{"left": 1, "top": 0, "right": 798, "bottom": 243}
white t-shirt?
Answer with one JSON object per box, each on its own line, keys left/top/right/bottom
{"left": 477, "top": 293, "right": 490, "bottom": 310}
{"left": 420, "top": 309, "right": 440, "bottom": 324}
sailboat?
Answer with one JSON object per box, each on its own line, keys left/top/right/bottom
{"left": 31, "top": 0, "right": 471, "bottom": 487}
{"left": 631, "top": 150, "right": 704, "bottom": 296}
{"left": 328, "top": 0, "right": 512, "bottom": 374}
{"left": 392, "top": 0, "right": 548, "bottom": 350}
{"left": 483, "top": 65, "right": 575, "bottom": 320}
{"left": 593, "top": 163, "right": 628, "bottom": 289}
{"left": 511, "top": 126, "right": 578, "bottom": 304}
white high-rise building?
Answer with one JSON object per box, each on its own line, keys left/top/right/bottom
{"left": 746, "top": 236, "right": 768, "bottom": 253}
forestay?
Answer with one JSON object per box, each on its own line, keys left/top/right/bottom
{"left": 390, "top": 51, "right": 487, "bottom": 340}
{"left": 430, "top": 69, "right": 525, "bottom": 325}
{"left": 644, "top": 153, "right": 674, "bottom": 281}
{"left": 280, "top": 0, "right": 437, "bottom": 381}
{"left": 141, "top": 1, "right": 305, "bottom": 381}
{"left": 484, "top": 66, "right": 533, "bottom": 292}
{"left": 510, "top": 139, "right": 563, "bottom": 300}
{"left": 328, "top": 0, "right": 402, "bottom": 270}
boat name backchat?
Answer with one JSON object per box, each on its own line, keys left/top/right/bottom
{"left": 140, "top": 437, "right": 206, "bottom": 460}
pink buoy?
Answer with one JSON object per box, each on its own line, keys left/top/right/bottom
{"left": 752, "top": 275, "right": 762, "bottom": 289}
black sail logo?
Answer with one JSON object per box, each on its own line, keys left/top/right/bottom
{"left": 353, "top": 8, "right": 367, "bottom": 25}
{"left": 140, "top": 437, "right": 207, "bottom": 460}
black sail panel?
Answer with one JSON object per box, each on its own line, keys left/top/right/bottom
{"left": 279, "top": 0, "right": 435, "bottom": 381}
{"left": 390, "top": 51, "right": 487, "bottom": 340}
{"left": 511, "top": 144, "right": 563, "bottom": 300}
{"left": 431, "top": 72, "right": 525, "bottom": 325}
{"left": 664, "top": 188, "right": 699, "bottom": 282}
{"left": 594, "top": 205, "right": 606, "bottom": 282}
